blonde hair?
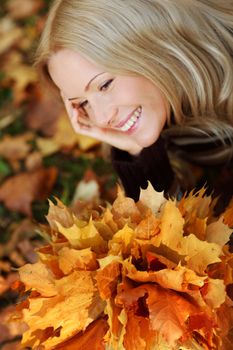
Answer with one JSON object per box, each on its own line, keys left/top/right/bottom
{"left": 36, "top": 0, "right": 233, "bottom": 162}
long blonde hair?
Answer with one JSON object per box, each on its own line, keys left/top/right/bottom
{"left": 35, "top": 0, "right": 233, "bottom": 161}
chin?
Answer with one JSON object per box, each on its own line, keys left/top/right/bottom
{"left": 136, "top": 133, "right": 159, "bottom": 149}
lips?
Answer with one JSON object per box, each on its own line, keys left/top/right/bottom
{"left": 114, "top": 106, "right": 142, "bottom": 132}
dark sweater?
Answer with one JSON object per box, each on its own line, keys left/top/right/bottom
{"left": 111, "top": 135, "right": 233, "bottom": 209}
{"left": 111, "top": 136, "right": 174, "bottom": 201}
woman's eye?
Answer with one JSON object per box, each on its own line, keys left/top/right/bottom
{"left": 78, "top": 100, "right": 88, "bottom": 109}
{"left": 100, "top": 79, "right": 114, "bottom": 91}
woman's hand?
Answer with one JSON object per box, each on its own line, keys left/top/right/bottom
{"left": 61, "top": 93, "right": 143, "bottom": 155}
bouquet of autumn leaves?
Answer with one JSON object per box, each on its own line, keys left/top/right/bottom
{"left": 13, "top": 183, "right": 233, "bottom": 349}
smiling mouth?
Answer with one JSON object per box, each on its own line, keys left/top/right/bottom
{"left": 115, "top": 106, "right": 142, "bottom": 132}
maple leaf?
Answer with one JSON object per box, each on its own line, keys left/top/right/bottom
{"left": 123, "top": 259, "right": 206, "bottom": 293}
{"left": 116, "top": 283, "right": 200, "bottom": 348}
{"left": 202, "top": 278, "right": 226, "bottom": 309}
{"left": 123, "top": 311, "right": 151, "bottom": 350}
{"left": 104, "top": 299, "right": 125, "bottom": 349}
{"left": 46, "top": 198, "right": 76, "bottom": 231}
{"left": 178, "top": 187, "right": 212, "bottom": 220}
{"left": 108, "top": 224, "right": 135, "bottom": 256}
{"left": 58, "top": 247, "right": 98, "bottom": 274}
{"left": 15, "top": 185, "right": 233, "bottom": 349}
{"left": 19, "top": 261, "right": 57, "bottom": 297}
{"left": 55, "top": 318, "right": 108, "bottom": 350}
{"left": 100, "top": 208, "right": 119, "bottom": 238}
{"left": 21, "top": 271, "right": 105, "bottom": 349}
{"left": 180, "top": 234, "right": 222, "bottom": 274}
{"left": 139, "top": 181, "right": 166, "bottom": 213}
{"left": 55, "top": 217, "right": 107, "bottom": 254}
{"left": 134, "top": 214, "right": 160, "bottom": 240}
{"left": 159, "top": 200, "right": 185, "bottom": 249}
{"left": 96, "top": 260, "right": 121, "bottom": 300}
{"left": 112, "top": 186, "right": 142, "bottom": 227}
{"left": 206, "top": 216, "right": 232, "bottom": 246}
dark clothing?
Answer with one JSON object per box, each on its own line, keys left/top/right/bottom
{"left": 111, "top": 137, "right": 174, "bottom": 201}
{"left": 111, "top": 135, "right": 233, "bottom": 210}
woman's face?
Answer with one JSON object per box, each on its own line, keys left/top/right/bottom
{"left": 48, "top": 49, "right": 169, "bottom": 149}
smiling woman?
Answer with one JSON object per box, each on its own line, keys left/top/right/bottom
{"left": 35, "top": 0, "right": 233, "bottom": 206}
{"left": 48, "top": 49, "right": 168, "bottom": 152}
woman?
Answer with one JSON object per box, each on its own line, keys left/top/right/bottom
{"left": 35, "top": 0, "right": 233, "bottom": 207}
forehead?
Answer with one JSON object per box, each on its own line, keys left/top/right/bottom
{"left": 48, "top": 49, "right": 103, "bottom": 95}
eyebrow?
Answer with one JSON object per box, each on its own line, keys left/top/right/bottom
{"left": 68, "top": 72, "right": 105, "bottom": 101}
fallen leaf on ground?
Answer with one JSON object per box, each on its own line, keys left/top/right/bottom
{"left": 0, "top": 167, "right": 57, "bottom": 216}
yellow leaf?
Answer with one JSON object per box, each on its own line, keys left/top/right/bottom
{"left": 58, "top": 247, "right": 98, "bottom": 274}
{"left": 22, "top": 271, "right": 105, "bottom": 349}
{"left": 123, "top": 259, "right": 205, "bottom": 292}
{"left": 159, "top": 200, "right": 184, "bottom": 249}
{"left": 181, "top": 234, "right": 222, "bottom": 274}
{"left": 178, "top": 187, "right": 212, "bottom": 219}
{"left": 55, "top": 217, "right": 107, "bottom": 253}
{"left": 19, "top": 261, "right": 57, "bottom": 297}
{"left": 109, "top": 224, "right": 135, "bottom": 255}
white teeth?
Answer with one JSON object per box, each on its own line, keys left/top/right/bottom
{"left": 118, "top": 107, "right": 141, "bottom": 132}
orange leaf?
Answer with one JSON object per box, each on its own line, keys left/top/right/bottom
{"left": 55, "top": 318, "right": 108, "bottom": 350}
{"left": 96, "top": 261, "right": 121, "bottom": 300}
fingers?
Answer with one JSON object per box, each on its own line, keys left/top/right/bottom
{"left": 60, "top": 92, "right": 141, "bottom": 152}
{"left": 60, "top": 92, "right": 93, "bottom": 129}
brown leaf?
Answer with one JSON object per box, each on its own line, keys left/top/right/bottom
{"left": 6, "top": 0, "right": 44, "bottom": 19}
{"left": 25, "top": 88, "right": 62, "bottom": 137}
{"left": 0, "top": 219, "right": 36, "bottom": 259}
{"left": 0, "top": 167, "right": 57, "bottom": 216}
{"left": 46, "top": 198, "right": 75, "bottom": 231}
{"left": 0, "top": 305, "right": 27, "bottom": 344}
{"left": 134, "top": 214, "right": 160, "bottom": 240}
{"left": 25, "top": 151, "right": 43, "bottom": 171}
{"left": 0, "top": 133, "right": 33, "bottom": 161}
{"left": 112, "top": 187, "right": 142, "bottom": 228}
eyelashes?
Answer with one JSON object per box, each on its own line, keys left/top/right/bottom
{"left": 73, "top": 78, "right": 114, "bottom": 111}
{"left": 99, "top": 78, "right": 114, "bottom": 91}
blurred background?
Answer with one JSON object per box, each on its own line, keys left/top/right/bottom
{"left": 0, "top": 1, "right": 117, "bottom": 348}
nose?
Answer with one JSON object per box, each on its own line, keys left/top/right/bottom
{"left": 89, "top": 98, "right": 118, "bottom": 128}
